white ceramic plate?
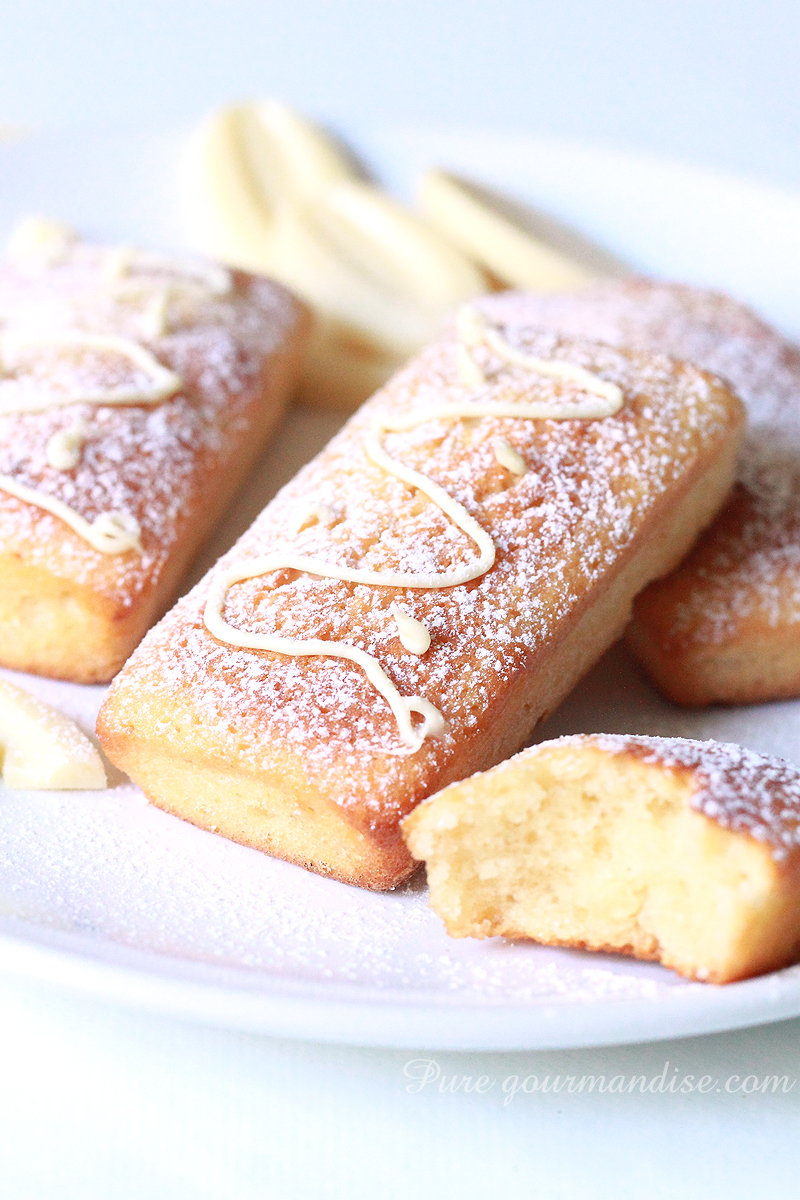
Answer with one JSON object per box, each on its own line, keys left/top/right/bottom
{"left": 1, "top": 125, "right": 800, "bottom": 1051}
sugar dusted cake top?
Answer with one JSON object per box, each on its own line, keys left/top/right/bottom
{"left": 109, "top": 294, "right": 742, "bottom": 815}
{"left": 0, "top": 231, "right": 299, "bottom": 601}
{"left": 492, "top": 280, "right": 800, "bottom": 645}
{"left": 546, "top": 733, "right": 800, "bottom": 859}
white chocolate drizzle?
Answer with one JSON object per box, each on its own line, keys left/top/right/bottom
{"left": 0, "top": 330, "right": 180, "bottom": 554}
{"left": 390, "top": 604, "right": 431, "bottom": 655}
{"left": 0, "top": 331, "right": 182, "bottom": 415}
{"left": 45, "top": 420, "right": 88, "bottom": 470}
{"left": 103, "top": 247, "right": 232, "bottom": 340}
{"left": 204, "top": 310, "right": 625, "bottom": 753}
{"left": 102, "top": 247, "right": 232, "bottom": 297}
{"left": 492, "top": 436, "right": 526, "bottom": 475}
{"left": 456, "top": 340, "right": 486, "bottom": 388}
{"left": 456, "top": 303, "right": 624, "bottom": 415}
{"left": 0, "top": 470, "right": 141, "bottom": 553}
{"left": 138, "top": 289, "right": 171, "bottom": 340}
{"left": 1, "top": 230, "right": 289, "bottom": 567}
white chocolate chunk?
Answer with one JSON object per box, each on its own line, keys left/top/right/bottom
{"left": 390, "top": 604, "right": 432, "bottom": 655}
{"left": 0, "top": 677, "right": 106, "bottom": 790}
{"left": 493, "top": 437, "right": 527, "bottom": 475}
{"left": 45, "top": 420, "right": 88, "bottom": 470}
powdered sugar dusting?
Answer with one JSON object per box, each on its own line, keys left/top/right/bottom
{"left": 106, "top": 296, "right": 739, "bottom": 822}
{"left": 0, "top": 763, "right": 676, "bottom": 1000}
{"left": 0, "top": 239, "right": 299, "bottom": 601}
{"left": 495, "top": 280, "right": 800, "bottom": 643}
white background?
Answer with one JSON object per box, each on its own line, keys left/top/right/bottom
{"left": 1, "top": 0, "right": 798, "bottom": 188}
{"left": 1, "top": 2, "right": 800, "bottom": 1196}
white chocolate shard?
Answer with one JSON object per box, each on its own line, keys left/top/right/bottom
{"left": 0, "top": 677, "right": 106, "bottom": 790}
{"left": 181, "top": 100, "right": 486, "bottom": 371}
{"left": 492, "top": 437, "right": 527, "bottom": 475}
{"left": 418, "top": 170, "right": 603, "bottom": 291}
{"left": 390, "top": 605, "right": 432, "bottom": 655}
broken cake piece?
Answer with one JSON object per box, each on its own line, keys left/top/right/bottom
{"left": 403, "top": 733, "right": 800, "bottom": 983}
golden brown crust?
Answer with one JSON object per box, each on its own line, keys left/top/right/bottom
{"left": 97, "top": 297, "right": 744, "bottom": 889}
{"left": 628, "top": 478, "right": 800, "bottom": 705}
{"left": 498, "top": 279, "right": 800, "bottom": 705}
{"left": 0, "top": 244, "right": 309, "bottom": 681}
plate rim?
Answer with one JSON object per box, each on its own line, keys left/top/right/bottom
{"left": 3, "top": 124, "right": 800, "bottom": 1050}
{"left": 3, "top": 919, "right": 800, "bottom": 1050}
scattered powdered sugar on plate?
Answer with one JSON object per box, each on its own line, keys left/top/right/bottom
{"left": 0, "top": 661, "right": 682, "bottom": 1004}
{"left": 3, "top": 660, "right": 795, "bottom": 1012}
{"left": 0, "top": 745, "right": 678, "bottom": 1003}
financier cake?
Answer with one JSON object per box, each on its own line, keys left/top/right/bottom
{"left": 97, "top": 295, "right": 744, "bottom": 889}
{"left": 0, "top": 219, "right": 309, "bottom": 682}
{"left": 402, "top": 733, "right": 800, "bottom": 983}
{"left": 507, "top": 278, "right": 800, "bottom": 705}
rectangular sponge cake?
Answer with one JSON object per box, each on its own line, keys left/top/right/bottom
{"left": 402, "top": 733, "right": 800, "bottom": 983}
{"left": 0, "top": 224, "right": 309, "bottom": 682}
{"left": 97, "top": 296, "right": 744, "bottom": 889}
